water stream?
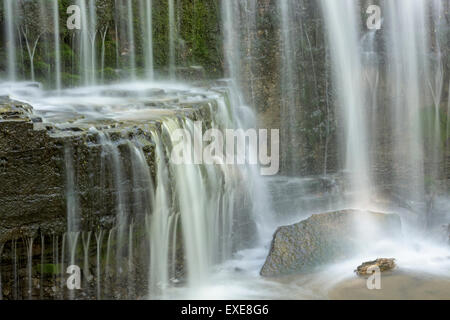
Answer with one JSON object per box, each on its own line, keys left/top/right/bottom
{"left": 0, "top": 0, "right": 449, "bottom": 300}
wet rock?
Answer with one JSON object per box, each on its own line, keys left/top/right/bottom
{"left": 355, "top": 258, "right": 396, "bottom": 276}
{"left": 260, "top": 210, "right": 401, "bottom": 277}
{"left": 176, "top": 66, "right": 207, "bottom": 81}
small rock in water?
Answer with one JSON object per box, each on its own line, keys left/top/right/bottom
{"left": 355, "top": 258, "right": 396, "bottom": 276}
{"left": 260, "top": 210, "right": 401, "bottom": 277}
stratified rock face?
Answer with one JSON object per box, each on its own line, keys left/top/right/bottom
{"left": 355, "top": 258, "right": 396, "bottom": 276}
{"left": 0, "top": 86, "right": 219, "bottom": 243}
{"left": 260, "top": 210, "right": 401, "bottom": 277}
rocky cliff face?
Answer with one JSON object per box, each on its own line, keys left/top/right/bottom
{"left": 0, "top": 86, "right": 227, "bottom": 299}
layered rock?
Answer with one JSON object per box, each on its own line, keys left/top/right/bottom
{"left": 0, "top": 86, "right": 233, "bottom": 299}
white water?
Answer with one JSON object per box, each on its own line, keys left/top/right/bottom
{"left": 0, "top": 0, "right": 449, "bottom": 301}
{"left": 4, "top": 0, "right": 16, "bottom": 81}
{"left": 222, "top": 1, "right": 241, "bottom": 91}
{"left": 321, "top": 0, "right": 372, "bottom": 206}
{"left": 385, "top": 0, "right": 428, "bottom": 210}
{"left": 140, "top": 0, "right": 155, "bottom": 80}
{"left": 26, "top": 237, "right": 34, "bottom": 300}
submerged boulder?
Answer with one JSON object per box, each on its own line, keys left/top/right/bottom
{"left": 355, "top": 258, "right": 396, "bottom": 276}
{"left": 260, "top": 210, "right": 401, "bottom": 277}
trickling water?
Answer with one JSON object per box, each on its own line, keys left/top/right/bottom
{"left": 385, "top": 0, "right": 429, "bottom": 212}
{"left": 126, "top": 0, "right": 136, "bottom": 80}
{"left": 60, "top": 233, "right": 66, "bottom": 299}
{"left": 89, "top": 0, "right": 98, "bottom": 85}
{"left": 279, "top": 0, "right": 302, "bottom": 175}
{"left": 65, "top": 145, "right": 79, "bottom": 235}
{"left": 140, "top": 0, "right": 155, "bottom": 80}
{"left": 321, "top": 0, "right": 372, "bottom": 205}
{"left": 4, "top": 0, "right": 16, "bottom": 81}
{"left": 52, "top": 235, "right": 58, "bottom": 297}
{"left": 96, "top": 132, "right": 129, "bottom": 272}
{"left": 104, "top": 228, "right": 114, "bottom": 295}
{"left": 222, "top": 0, "right": 240, "bottom": 88}
{"left": 26, "top": 237, "right": 34, "bottom": 300}
{"left": 68, "top": 232, "right": 80, "bottom": 300}
{"left": 147, "top": 133, "right": 172, "bottom": 297}
{"left": 127, "top": 223, "right": 134, "bottom": 298}
{"left": 52, "top": 0, "right": 61, "bottom": 91}
{"left": 82, "top": 232, "right": 92, "bottom": 285}
{"left": 168, "top": 0, "right": 176, "bottom": 79}
{"left": 95, "top": 230, "right": 104, "bottom": 300}
{"left": 78, "top": 0, "right": 97, "bottom": 86}
{"left": 40, "top": 234, "right": 44, "bottom": 299}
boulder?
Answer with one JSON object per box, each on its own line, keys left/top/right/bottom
{"left": 260, "top": 210, "right": 401, "bottom": 277}
{"left": 355, "top": 258, "right": 396, "bottom": 276}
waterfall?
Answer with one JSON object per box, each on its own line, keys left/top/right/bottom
{"left": 82, "top": 232, "right": 92, "bottom": 286}
{"left": 222, "top": 0, "right": 241, "bottom": 88}
{"left": 279, "top": 0, "right": 302, "bottom": 175}
{"left": 96, "top": 132, "right": 129, "bottom": 279}
{"left": 221, "top": 2, "right": 274, "bottom": 242}
{"left": 78, "top": 0, "right": 97, "bottom": 86}
{"left": 321, "top": 0, "right": 372, "bottom": 205}
{"left": 26, "top": 237, "right": 34, "bottom": 300}
{"left": 79, "top": 0, "right": 89, "bottom": 85}
{"left": 104, "top": 228, "right": 114, "bottom": 295}
{"left": 126, "top": 0, "right": 136, "bottom": 80}
{"left": 40, "top": 235, "right": 44, "bottom": 299}
{"left": 52, "top": 0, "right": 62, "bottom": 91}
{"left": 168, "top": 0, "right": 176, "bottom": 79}
{"left": 147, "top": 132, "right": 172, "bottom": 296}
{"left": 385, "top": 1, "right": 429, "bottom": 208}
{"left": 95, "top": 230, "right": 104, "bottom": 300}
{"left": 65, "top": 145, "right": 79, "bottom": 235}
{"left": 140, "top": 0, "right": 155, "bottom": 80}
{"left": 89, "top": 0, "right": 98, "bottom": 85}
{"left": 4, "top": 0, "right": 16, "bottom": 81}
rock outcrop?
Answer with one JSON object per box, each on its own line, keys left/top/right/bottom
{"left": 0, "top": 88, "right": 220, "bottom": 243}
{"left": 260, "top": 210, "right": 401, "bottom": 277}
{"left": 355, "top": 258, "right": 396, "bottom": 276}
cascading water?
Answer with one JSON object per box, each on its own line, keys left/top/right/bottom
{"left": 0, "top": 0, "right": 449, "bottom": 301}
{"left": 168, "top": 0, "right": 176, "bottom": 79}
{"left": 321, "top": 0, "right": 372, "bottom": 206}
{"left": 385, "top": 0, "right": 428, "bottom": 204}
{"left": 279, "top": 0, "right": 302, "bottom": 175}
{"left": 52, "top": 0, "right": 62, "bottom": 91}
{"left": 4, "top": 0, "right": 16, "bottom": 81}
{"left": 140, "top": 0, "right": 155, "bottom": 80}
{"left": 126, "top": 0, "right": 136, "bottom": 80}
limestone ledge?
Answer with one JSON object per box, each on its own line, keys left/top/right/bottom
{"left": 0, "top": 92, "right": 220, "bottom": 243}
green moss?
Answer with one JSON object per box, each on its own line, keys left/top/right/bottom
{"left": 0, "top": 0, "right": 224, "bottom": 84}
{"left": 36, "top": 263, "right": 61, "bottom": 275}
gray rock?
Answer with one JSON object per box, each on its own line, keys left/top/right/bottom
{"left": 260, "top": 210, "right": 401, "bottom": 277}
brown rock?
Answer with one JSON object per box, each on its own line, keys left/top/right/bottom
{"left": 355, "top": 258, "right": 396, "bottom": 276}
